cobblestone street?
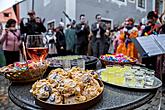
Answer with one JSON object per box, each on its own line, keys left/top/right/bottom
{"left": 0, "top": 75, "right": 164, "bottom": 110}
{"left": 0, "top": 76, "right": 21, "bottom": 110}
{"left": 135, "top": 88, "right": 165, "bottom": 110}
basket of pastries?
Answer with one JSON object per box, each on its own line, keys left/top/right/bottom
{"left": 0, "top": 60, "right": 49, "bottom": 83}
{"left": 30, "top": 67, "right": 104, "bottom": 110}
{"left": 100, "top": 54, "right": 138, "bottom": 66}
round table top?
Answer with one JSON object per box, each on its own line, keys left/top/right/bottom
{"left": 8, "top": 82, "right": 157, "bottom": 110}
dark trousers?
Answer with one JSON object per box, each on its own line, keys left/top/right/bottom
{"left": 92, "top": 39, "right": 106, "bottom": 58}
{"left": 155, "top": 55, "right": 165, "bottom": 87}
{"left": 66, "top": 50, "right": 74, "bottom": 55}
{"left": 4, "top": 50, "right": 20, "bottom": 65}
{"left": 57, "top": 48, "right": 66, "bottom": 56}
{"left": 76, "top": 43, "right": 88, "bottom": 55}
{"left": 142, "top": 56, "right": 157, "bottom": 70}
{"left": 47, "top": 54, "right": 57, "bottom": 58}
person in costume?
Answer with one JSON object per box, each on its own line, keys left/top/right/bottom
{"left": 141, "top": 11, "right": 161, "bottom": 36}
{"left": 115, "top": 18, "right": 138, "bottom": 58}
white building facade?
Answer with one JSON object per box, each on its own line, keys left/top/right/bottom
{"left": 19, "top": 0, "right": 164, "bottom": 29}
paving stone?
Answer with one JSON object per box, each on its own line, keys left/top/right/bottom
{"left": 150, "top": 99, "right": 160, "bottom": 106}
{"left": 146, "top": 106, "right": 154, "bottom": 110}
{"left": 147, "top": 100, "right": 152, "bottom": 104}
{"left": 152, "top": 105, "right": 160, "bottom": 110}
{"left": 163, "top": 100, "right": 165, "bottom": 105}
{"left": 134, "top": 107, "right": 142, "bottom": 110}
{"left": 136, "top": 104, "right": 151, "bottom": 110}
{"left": 0, "top": 107, "right": 5, "bottom": 110}
{"left": 160, "top": 104, "right": 165, "bottom": 110}
{"left": 7, "top": 106, "right": 22, "bottom": 110}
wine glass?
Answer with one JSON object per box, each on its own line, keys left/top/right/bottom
{"left": 26, "top": 35, "right": 48, "bottom": 62}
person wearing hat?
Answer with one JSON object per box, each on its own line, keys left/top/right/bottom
{"left": 54, "top": 26, "right": 66, "bottom": 56}
{"left": 28, "top": 10, "right": 36, "bottom": 21}
{"left": 20, "top": 10, "right": 46, "bottom": 36}
{"left": 115, "top": 17, "right": 138, "bottom": 58}
{"left": 20, "top": 10, "right": 46, "bottom": 59}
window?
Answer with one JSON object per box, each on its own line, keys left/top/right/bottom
{"left": 44, "top": 0, "right": 51, "bottom": 7}
{"left": 101, "top": 17, "right": 114, "bottom": 30}
{"left": 118, "top": 0, "right": 125, "bottom": 2}
{"left": 156, "top": 0, "right": 163, "bottom": 14}
{"left": 136, "top": 0, "right": 146, "bottom": 12}
{"left": 128, "top": 0, "right": 135, "bottom": 3}
{"left": 138, "top": 0, "right": 145, "bottom": 8}
{"left": 111, "top": 0, "right": 127, "bottom": 6}
{"left": 3, "top": 13, "right": 11, "bottom": 17}
{"left": 0, "top": 23, "right": 3, "bottom": 35}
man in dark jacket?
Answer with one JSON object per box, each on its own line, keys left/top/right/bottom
{"left": 76, "top": 14, "right": 90, "bottom": 55}
{"left": 55, "top": 26, "right": 66, "bottom": 56}
{"left": 91, "top": 14, "right": 106, "bottom": 57}
{"left": 20, "top": 10, "right": 46, "bottom": 58}
{"left": 20, "top": 10, "right": 46, "bottom": 36}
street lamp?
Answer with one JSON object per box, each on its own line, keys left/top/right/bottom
{"left": 32, "top": 0, "right": 34, "bottom": 11}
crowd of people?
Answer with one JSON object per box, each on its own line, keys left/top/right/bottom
{"left": 0, "top": 10, "right": 165, "bottom": 66}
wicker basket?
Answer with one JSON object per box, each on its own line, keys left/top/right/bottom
{"left": 100, "top": 59, "right": 136, "bottom": 67}
{"left": 99, "top": 54, "right": 138, "bottom": 67}
{"left": 0, "top": 62, "right": 49, "bottom": 83}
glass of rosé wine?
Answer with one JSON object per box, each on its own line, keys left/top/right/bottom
{"left": 26, "top": 35, "right": 48, "bottom": 62}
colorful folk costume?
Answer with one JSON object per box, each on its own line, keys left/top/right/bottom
{"left": 115, "top": 18, "right": 138, "bottom": 59}
{"left": 125, "top": 27, "right": 138, "bottom": 58}
{"left": 115, "top": 30, "right": 127, "bottom": 55}
{"left": 115, "top": 27, "right": 138, "bottom": 59}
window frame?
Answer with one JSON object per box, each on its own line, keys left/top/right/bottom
{"left": 111, "top": 0, "right": 127, "bottom": 6}
{"left": 158, "top": 0, "right": 164, "bottom": 14}
{"left": 3, "top": 12, "right": 11, "bottom": 17}
{"left": 101, "top": 17, "right": 114, "bottom": 30}
{"left": 43, "top": 0, "right": 51, "bottom": 7}
{"left": 163, "top": 0, "right": 165, "bottom": 14}
{"left": 136, "top": 0, "right": 147, "bottom": 12}
{"left": 128, "top": 0, "right": 135, "bottom": 3}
